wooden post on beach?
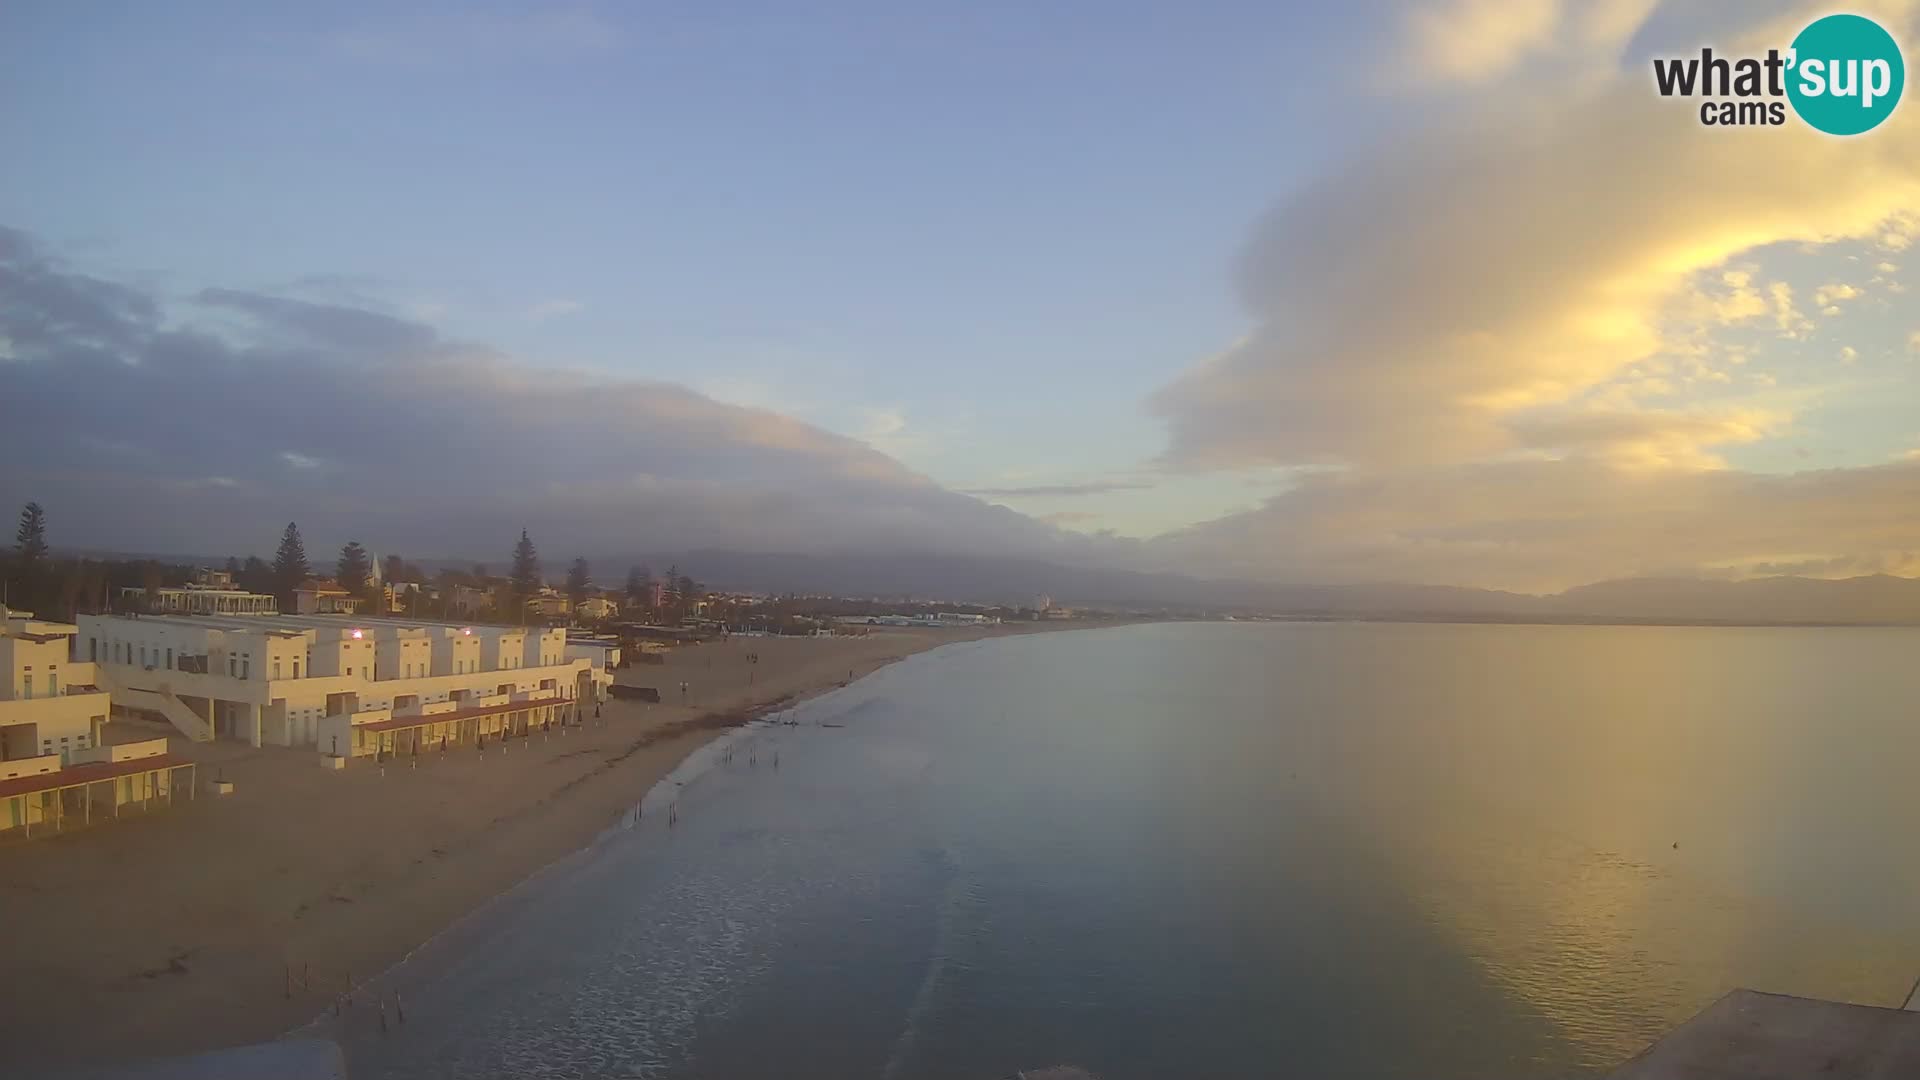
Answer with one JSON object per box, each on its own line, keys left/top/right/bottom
{"left": 378, "top": 997, "right": 388, "bottom": 1034}
{"left": 285, "top": 963, "right": 292, "bottom": 999}
{"left": 395, "top": 990, "right": 406, "bottom": 1024}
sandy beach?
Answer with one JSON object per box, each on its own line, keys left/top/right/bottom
{"left": 0, "top": 624, "right": 1062, "bottom": 1072}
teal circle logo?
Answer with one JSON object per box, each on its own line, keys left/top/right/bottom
{"left": 1787, "top": 14, "right": 1904, "bottom": 135}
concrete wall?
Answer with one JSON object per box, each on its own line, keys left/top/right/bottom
{"left": 69, "top": 737, "right": 167, "bottom": 766}
{"left": 431, "top": 631, "right": 481, "bottom": 676}
{"left": 0, "top": 690, "right": 107, "bottom": 762}
{"left": 0, "top": 753, "right": 61, "bottom": 781}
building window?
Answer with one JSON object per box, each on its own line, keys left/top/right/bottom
{"left": 274, "top": 661, "right": 282, "bottom": 680}
{"left": 167, "top": 648, "right": 174, "bottom": 668}
{"left": 241, "top": 659, "right": 250, "bottom": 680}
{"left": 229, "top": 657, "right": 237, "bottom": 677}
{"left": 293, "top": 660, "right": 301, "bottom": 678}
{"left": 48, "top": 673, "right": 58, "bottom": 696}
{"left": 22, "top": 675, "right": 34, "bottom": 700}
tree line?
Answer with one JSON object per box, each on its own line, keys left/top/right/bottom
{"left": 4, "top": 503, "right": 707, "bottom": 626}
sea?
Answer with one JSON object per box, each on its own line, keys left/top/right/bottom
{"left": 330, "top": 621, "right": 1920, "bottom": 1079}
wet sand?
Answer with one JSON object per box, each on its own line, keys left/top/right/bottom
{"left": 0, "top": 625, "right": 1064, "bottom": 1071}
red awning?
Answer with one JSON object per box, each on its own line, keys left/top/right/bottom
{"left": 0, "top": 754, "right": 194, "bottom": 800}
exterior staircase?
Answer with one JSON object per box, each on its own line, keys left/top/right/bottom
{"left": 94, "top": 667, "right": 215, "bottom": 742}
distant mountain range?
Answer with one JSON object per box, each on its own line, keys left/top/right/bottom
{"left": 595, "top": 550, "right": 1920, "bottom": 626}
{"left": 55, "top": 545, "right": 1920, "bottom": 625}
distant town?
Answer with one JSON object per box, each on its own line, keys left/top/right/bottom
{"left": 0, "top": 503, "right": 1103, "bottom": 841}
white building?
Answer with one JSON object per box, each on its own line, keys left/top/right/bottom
{"left": 564, "top": 635, "right": 622, "bottom": 685}
{"left": 119, "top": 584, "right": 278, "bottom": 616}
{"left": 575, "top": 597, "right": 618, "bottom": 622}
{"left": 1, "top": 606, "right": 111, "bottom": 765}
{"left": 77, "top": 611, "right": 603, "bottom": 758}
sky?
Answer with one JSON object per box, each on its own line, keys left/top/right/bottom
{"left": 2, "top": 0, "right": 1918, "bottom": 593}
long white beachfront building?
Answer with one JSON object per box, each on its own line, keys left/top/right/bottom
{"left": 2, "top": 606, "right": 200, "bottom": 837}
{"left": 76, "top": 610, "right": 615, "bottom": 757}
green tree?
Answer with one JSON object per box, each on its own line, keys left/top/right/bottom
{"left": 625, "top": 565, "right": 652, "bottom": 607}
{"left": 336, "top": 541, "right": 373, "bottom": 598}
{"left": 224, "top": 555, "right": 241, "bottom": 576}
{"left": 566, "top": 557, "right": 592, "bottom": 606}
{"left": 10, "top": 502, "right": 50, "bottom": 612}
{"left": 272, "top": 522, "right": 311, "bottom": 608}
{"left": 239, "top": 555, "right": 273, "bottom": 596}
{"left": 15, "top": 502, "right": 49, "bottom": 563}
{"left": 510, "top": 530, "right": 540, "bottom": 602}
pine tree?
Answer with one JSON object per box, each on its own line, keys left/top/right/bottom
{"left": 625, "top": 565, "right": 651, "bottom": 605}
{"left": 272, "top": 522, "right": 310, "bottom": 608}
{"left": 510, "top": 531, "right": 540, "bottom": 623}
{"left": 15, "top": 502, "right": 49, "bottom": 563}
{"left": 337, "top": 541, "right": 372, "bottom": 597}
{"left": 567, "top": 557, "right": 592, "bottom": 605}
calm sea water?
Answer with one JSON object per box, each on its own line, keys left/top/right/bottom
{"left": 333, "top": 622, "right": 1920, "bottom": 1079}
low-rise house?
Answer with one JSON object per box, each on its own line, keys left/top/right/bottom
{"left": 526, "top": 595, "right": 570, "bottom": 618}
{"left": 575, "top": 597, "right": 618, "bottom": 621}
{"left": 293, "top": 580, "right": 362, "bottom": 614}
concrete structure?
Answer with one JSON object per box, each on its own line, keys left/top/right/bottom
{"left": 0, "top": 737, "right": 195, "bottom": 838}
{"left": 1, "top": 607, "right": 111, "bottom": 765}
{"left": 564, "top": 636, "right": 621, "bottom": 692}
{"left": 525, "top": 594, "right": 570, "bottom": 619}
{"left": 1605, "top": 989, "right": 1920, "bottom": 1078}
{"left": 119, "top": 568, "right": 278, "bottom": 616}
{"left": 575, "top": 597, "right": 618, "bottom": 621}
{"left": 292, "top": 581, "right": 361, "bottom": 615}
{"left": 444, "top": 584, "right": 491, "bottom": 616}
{"left": 76, "top": 612, "right": 596, "bottom": 755}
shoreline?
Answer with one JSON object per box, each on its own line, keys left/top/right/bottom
{"left": 4, "top": 622, "right": 1095, "bottom": 1072}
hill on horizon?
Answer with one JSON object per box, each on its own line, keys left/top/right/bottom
{"left": 47, "top": 545, "right": 1920, "bottom": 626}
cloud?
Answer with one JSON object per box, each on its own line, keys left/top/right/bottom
{"left": 964, "top": 480, "right": 1157, "bottom": 498}
{"left": 1153, "top": 1, "right": 1920, "bottom": 473}
{"left": 1040, "top": 511, "right": 1102, "bottom": 526}
{"left": 1147, "top": 457, "right": 1920, "bottom": 592}
{"left": 1391, "top": 0, "right": 1659, "bottom": 86}
{"left": 0, "top": 228, "right": 1095, "bottom": 567}
{"left": 1140, "top": 1, "right": 1920, "bottom": 589}
{"left": 1397, "top": 0, "right": 1561, "bottom": 84}
{"left": 1812, "top": 282, "right": 1862, "bottom": 308}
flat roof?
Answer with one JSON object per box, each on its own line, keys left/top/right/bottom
{"left": 0, "top": 753, "right": 194, "bottom": 801}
